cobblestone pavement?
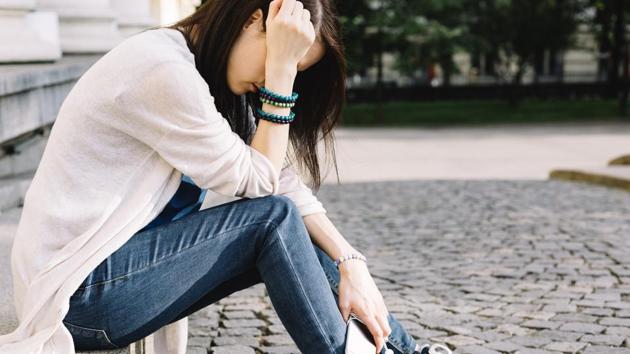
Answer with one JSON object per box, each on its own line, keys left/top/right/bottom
{"left": 186, "top": 180, "right": 630, "bottom": 354}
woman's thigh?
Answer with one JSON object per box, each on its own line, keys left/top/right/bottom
{"left": 63, "top": 194, "right": 303, "bottom": 349}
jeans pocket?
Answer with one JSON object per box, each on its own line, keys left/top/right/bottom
{"left": 62, "top": 320, "right": 120, "bottom": 350}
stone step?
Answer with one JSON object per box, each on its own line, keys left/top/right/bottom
{"left": 0, "top": 206, "right": 139, "bottom": 353}
{"left": 0, "top": 56, "right": 100, "bottom": 146}
{"left": 549, "top": 166, "right": 630, "bottom": 192}
{"left": 0, "top": 132, "right": 49, "bottom": 180}
{"left": 0, "top": 172, "right": 33, "bottom": 212}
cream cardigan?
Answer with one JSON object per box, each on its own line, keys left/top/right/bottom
{"left": 0, "top": 27, "right": 326, "bottom": 354}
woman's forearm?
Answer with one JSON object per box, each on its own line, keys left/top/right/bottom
{"left": 302, "top": 212, "right": 360, "bottom": 263}
{"left": 249, "top": 67, "right": 297, "bottom": 174}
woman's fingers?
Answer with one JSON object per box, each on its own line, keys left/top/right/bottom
{"left": 362, "top": 312, "right": 385, "bottom": 354}
{"left": 352, "top": 303, "right": 385, "bottom": 354}
{"left": 291, "top": 0, "right": 303, "bottom": 17}
{"left": 375, "top": 309, "right": 391, "bottom": 339}
{"left": 278, "top": 0, "right": 296, "bottom": 18}
{"left": 268, "top": 0, "right": 283, "bottom": 21}
{"left": 376, "top": 297, "right": 392, "bottom": 336}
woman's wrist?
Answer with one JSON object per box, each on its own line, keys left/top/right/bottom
{"left": 335, "top": 247, "right": 368, "bottom": 275}
{"left": 265, "top": 65, "right": 297, "bottom": 96}
{"left": 338, "top": 256, "right": 369, "bottom": 276}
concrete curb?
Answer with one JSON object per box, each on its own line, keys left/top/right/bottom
{"left": 609, "top": 154, "right": 630, "bottom": 165}
{"left": 549, "top": 168, "right": 630, "bottom": 192}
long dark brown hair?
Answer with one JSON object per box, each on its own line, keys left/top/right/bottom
{"left": 160, "top": 0, "right": 345, "bottom": 191}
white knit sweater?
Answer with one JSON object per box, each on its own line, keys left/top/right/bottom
{"left": 0, "top": 27, "right": 326, "bottom": 354}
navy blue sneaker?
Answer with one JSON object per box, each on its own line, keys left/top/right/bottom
{"left": 413, "top": 342, "right": 452, "bottom": 354}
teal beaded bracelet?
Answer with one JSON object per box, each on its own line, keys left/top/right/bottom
{"left": 259, "top": 86, "right": 299, "bottom": 103}
{"left": 334, "top": 253, "right": 367, "bottom": 268}
{"left": 255, "top": 107, "right": 295, "bottom": 124}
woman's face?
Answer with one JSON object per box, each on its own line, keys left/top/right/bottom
{"left": 227, "top": 8, "right": 326, "bottom": 96}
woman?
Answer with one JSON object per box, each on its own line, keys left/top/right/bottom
{"left": 1, "top": 0, "right": 452, "bottom": 353}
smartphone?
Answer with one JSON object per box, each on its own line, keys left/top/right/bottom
{"left": 344, "top": 313, "right": 377, "bottom": 354}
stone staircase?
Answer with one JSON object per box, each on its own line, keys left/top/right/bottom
{"left": 0, "top": 55, "right": 142, "bottom": 353}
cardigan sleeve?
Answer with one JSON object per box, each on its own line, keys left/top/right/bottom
{"left": 278, "top": 163, "right": 327, "bottom": 217}
{"left": 241, "top": 97, "right": 326, "bottom": 217}
{"left": 110, "top": 61, "right": 280, "bottom": 198}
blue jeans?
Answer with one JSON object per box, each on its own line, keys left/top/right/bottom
{"left": 63, "top": 195, "right": 418, "bottom": 354}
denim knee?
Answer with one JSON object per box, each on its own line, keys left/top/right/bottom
{"left": 260, "top": 194, "right": 303, "bottom": 225}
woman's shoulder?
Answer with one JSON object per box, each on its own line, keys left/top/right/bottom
{"left": 83, "top": 27, "right": 198, "bottom": 85}
{"left": 75, "top": 27, "right": 205, "bottom": 102}
{"left": 114, "top": 27, "right": 195, "bottom": 67}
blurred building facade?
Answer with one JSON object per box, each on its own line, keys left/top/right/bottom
{"left": 353, "top": 23, "right": 603, "bottom": 88}
{"left": 0, "top": 0, "right": 201, "bottom": 63}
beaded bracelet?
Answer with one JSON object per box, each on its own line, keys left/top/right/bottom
{"left": 259, "top": 95, "right": 296, "bottom": 108}
{"left": 254, "top": 106, "right": 295, "bottom": 124}
{"left": 334, "top": 253, "right": 367, "bottom": 268}
{"left": 259, "top": 86, "right": 299, "bottom": 104}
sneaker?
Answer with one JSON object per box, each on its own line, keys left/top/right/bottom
{"left": 414, "top": 342, "right": 452, "bottom": 354}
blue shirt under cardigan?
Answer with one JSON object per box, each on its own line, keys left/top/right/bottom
{"left": 137, "top": 174, "right": 207, "bottom": 233}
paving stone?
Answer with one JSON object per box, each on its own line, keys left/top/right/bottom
{"left": 262, "top": 334, "right": 295, "bottom": 346}
{"left": 605, "top": 326, "right": 630, "bottom": 336}
{"left": 221, "top": 319, "right": 266, "bottom": 328}
{"left": 521, "top": 320, "right": 562, "bottom": 330}
{"left": 186, "top": 347, "right": 208, "bottom": 354}
{"left": 551, "top": 313, "right": 599, "bottom": 323}
{"left": 582, "top": 346, "right": 630, "bottom": 354}
{"left": 456, "top": 345, "right": 501, "bottom": 354}
{"left": 533, "top": 329, "right": 582, "bottom": 341}
{"left": 433, "top": 335, "right": 485, "bottom": 347}
{"left": 584, "top": 292, "right": 621, "bottom": 302}
{"left": 223, "top": 310, "right": 257, "bottom": 319}
{"left": 558, "top": 322, "right": 605, "bottom": 334}
{"left": 599, "top": 317, "right": 630, "bottom": 327}
{"left": 211, "top": 345, "right": 256, "bottom": 354}
{"left": 513, "top": 312, "right": 556, "bottom": 321}
{"left": 188, "top": 336, "right": 212, "bottom": 348}
{"left": 268, "top": 324, "right": 289, "bottom": 335}
{"left": 582, "top": 307, "right": 614, "bottom": 317}
{"left": 509, "top": 335, "right": 553, "bottom": 348}
{"left": 543, "top": 341, "right": 587, "bottom": 352}
{"left": 485, "top": 341, "right": 526, "bottom": 352}
{"left": 542, "top": 304, "right": 577, "bottom": 313}
{"left": 609, "top": 302, "right": 630, "bottom": 310}
{"left": 495, "top": 324, "right": 531, "bottom": 336}
{"left": 217, "top": 327, "right": 263, "bottom": 337}
{"left": 616, "top": 309, "right": 630, "bottom": 317}
{"left": 260, "top": 346, "right": 300, "bottom": 354}
{"left": 579, "top": 334, "right": 626, "bottom": 346}
{"left": 212, "top": 336, "right": 259, "bottom": 347}
{"left": 476, "top": 309, "right": 504, "bottom": 317}
{"left": 514, "top": 349, "right": 557, "bottom": 354}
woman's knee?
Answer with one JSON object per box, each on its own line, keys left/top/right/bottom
{"left": 261, "top": 195, "right": 302, "bottom": 223}
{"left": 258, "top": 195, "right": 310, "bottom": 243}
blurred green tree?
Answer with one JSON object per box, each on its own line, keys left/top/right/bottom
{"left": 465, "top": 0, "right": 586, "bottom": 105}
{"left": 393, "top": 0, "right": 469, "bottom": 86}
